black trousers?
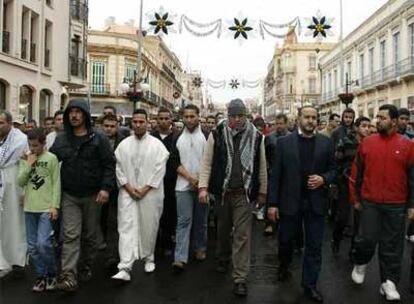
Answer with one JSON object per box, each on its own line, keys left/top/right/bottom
{"left": 105, "top": 191, "right": 119, "bottom": 263}
{"left": 352, "top": 201, "right": 406, "bottom": 283}
{"left": 278, "top": 207, "right": 325, "bottom": 289}
{"left": 332, "top": 180, "right": 352, "bottom": 242}
{"left": 159, "top": 183, "right": 177, "bottom": 251}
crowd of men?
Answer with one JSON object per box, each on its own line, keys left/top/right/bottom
{"left": 0, "top": 98, "right": 413, "bottom": 303}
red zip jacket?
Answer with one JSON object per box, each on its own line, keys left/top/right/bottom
{"left": 350, "top": 132, "right": 414, "bottom": 207}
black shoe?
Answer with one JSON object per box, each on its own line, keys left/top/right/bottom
{"left": 331, "top": 239, "right": 340, "bottom": 255}
{"left": 233, "top": 282, "right": 248, "bottom": 296}
{"left": 304, "top": 288, "right": 324, "bottom": 303}
{"left": 216, "top": 261, "right": 229, "bottom": 273}
{"left": 78, "top": 267, "right": 92, "bottom": 282}
{"left": 277, "top": 267, "right": 292, "bottom": 282}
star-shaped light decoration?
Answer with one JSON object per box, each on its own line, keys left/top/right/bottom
{"left": 229, "top": 18, "right": 253, "bottom": 40}
{"left": 306, "top": 11, "right": 333, "bottom": 39}
{"left": 192, "top": 77, "right": 203, "bottom": 88}
{"left": 229, "top": 79, "right": 240, "bottom": 89}
{"left": 149, "top": 12, "right": 174, "bottom": 35}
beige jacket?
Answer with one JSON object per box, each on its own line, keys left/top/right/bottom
{"left": 199, "top": 133, "right": 268, "bottom": 195}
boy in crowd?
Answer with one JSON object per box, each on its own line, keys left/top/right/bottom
{"left": 17, "top": 128, "right": 61, "bottom": 292}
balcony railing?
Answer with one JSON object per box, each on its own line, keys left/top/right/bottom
{"left": 21, "top": 39, "right": 27, "bottom": 59}
{"left": 70, "top": 1, "right": 88, "bottom": 22}
{"left": 358, "top": 56, "right": 414, "bottom": 89}
{"left": 2, "top": 31, "right": 10, "bottom": 53}
{"left": 143, "top": 91, "right": 161, "bottom": 106}
{"left": 70, "top": 55, "right": 87, "bottom": 78}
{"left": 30, "top": 43, "right": 36, "bottom": 62}
{"left": 91, "top": 83, "right": 110, "bottom": 95}
{"left": 44, "top": 49, "right": 50, "bottom": 68}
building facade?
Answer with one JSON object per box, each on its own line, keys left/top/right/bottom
{"left": 181, "top": 70, "right": 203, "bottom": 109}
{"left": 0, "top": 0, "right": 87, "bottom": 123}
{"left": 264, "top": 30, "right": 334, "bottom": 121}
{"left": 319, "top": 0, "right": 414, "bottom": 119}
{"left": 71, "top": 19, "right": 184, "bottom": 118}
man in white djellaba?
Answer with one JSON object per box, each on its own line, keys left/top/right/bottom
{"left": 0, "top": 111, "right": 28, "bottom": 278}
{"left": 112, "top": 109, "right": 169, "bottom": 282}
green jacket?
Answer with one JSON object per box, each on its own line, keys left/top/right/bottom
{"left": 17, "top": 151, "right": 61, "bottom": 212}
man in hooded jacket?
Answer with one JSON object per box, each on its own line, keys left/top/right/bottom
{"left": 50, "top": 99, "right": 115, "bottom": 291}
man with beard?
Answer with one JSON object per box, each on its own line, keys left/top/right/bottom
{"left": 263, "top": 113, "right": 290, "bottom": 236}
{"left": 101, "top": 114, "right": 126, "bottom": 273}
{"left": 350, "top": 104, "right": 414, "bottom": 301}
{"left": 331, "top": 108, "right": 355, "bottom": 149}
{"left": 43, "top": 117, "right": 55, "bottom": 135}
{"left": 320, "top": 113, "right": 341, "bottom": 138}
{"left": 268, "top": 106, "right": 336, "bottom": 302}
{"left": 331, "top": 116, "right": 370, "bottom": 255}
{"left": 112, "top": 109, "right": 169, "bottom": 281}
{"left": 397, "top": 108, "right": 414, "bottom": 139}
{"left": 152, "top": 107, "right": 178, "bottom": 256}
{"left": 199, "top": 99, "right": 267, "bottom": 296}
{"left": 50, "top": 99, "right": 115, "bottom": 291}
{"left": 0, "top": 111, "right": 28, "bottom": 278}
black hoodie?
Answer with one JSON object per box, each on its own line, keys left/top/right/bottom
{"left": 50, "top": 99, "right": 116, "bottom": 197}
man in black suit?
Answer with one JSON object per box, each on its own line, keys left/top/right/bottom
{"left": 268, "top": 106, "right": 336, "bottom": 303}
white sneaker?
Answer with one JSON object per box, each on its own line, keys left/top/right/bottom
{"left": 351, "top": 264, "right": 367, "bottom": 284}
{"left": 144, "top": 262, "right": 156, "bottom": 273}
{"left": 380, "top": 280, "right": 400, "bottom": 301}
{"left": 111, "top": 269, "right": 131, "bottom": 282}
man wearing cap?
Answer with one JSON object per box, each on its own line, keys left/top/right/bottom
{"left": 12, "top": 115, "right": 26, "bottom": 133}
{"left": 199, "top": 99, "right": 267, "bottom": 296}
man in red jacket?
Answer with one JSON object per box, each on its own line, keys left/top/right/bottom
{"left": 350, "top": 104, "right": 414, "bottom": 301}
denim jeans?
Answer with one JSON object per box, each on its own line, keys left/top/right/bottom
{"left": 174, "top": 191, "right": 209, "bottom": 263}
{"left": 25, "top": 212, "right": 57, "bottom": 277}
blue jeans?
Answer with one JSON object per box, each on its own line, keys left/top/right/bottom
{"left": 174, "top": 191, "right": 209, "bottom": 263}
{"left": 25, "top": 212, "right": 57, "bottom": 277}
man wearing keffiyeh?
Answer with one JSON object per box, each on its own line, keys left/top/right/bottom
{"left": 198, "top": 99, "right": 267, "bottom": 297}
{"left": 0, "top": 111, "right": 28, "bottom": 278}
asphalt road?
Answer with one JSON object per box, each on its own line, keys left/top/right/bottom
{"left": 1, "top": 219, "right": 413, "bottom": 304}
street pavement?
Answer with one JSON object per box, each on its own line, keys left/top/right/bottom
{"left": 1, "top": 219, "right": 413, "bottom": 304}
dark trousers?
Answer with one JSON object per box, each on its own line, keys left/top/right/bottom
{"left": 332, "top": 180, "right": 352, "bottom": 242}
{"left": 278, "top": 208, "right": 325, "bottom": 289}
{"left": 105, "top": 191, "right": 119, "bottom": 263}
{"left": 159, "top": 183, "right": 177, "bottom": 252}
{"left": 352, "top": 201, "right": 406, "bottom": 283}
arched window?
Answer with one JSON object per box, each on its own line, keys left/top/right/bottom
{"left": 39, "top": 89, "right": 52, "bottom": 123}
{"left": 19, "top": 85, "right": 34, "bottom": 120}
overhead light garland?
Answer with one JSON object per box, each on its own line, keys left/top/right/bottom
{"left": 144, "top": 7, "right": 321, "bottom": 42}
{"left": 228, "top": 18, "right": 253, "bottom": 40}
{"left": 305, "top": 11, "right": 334, "bottom": 40}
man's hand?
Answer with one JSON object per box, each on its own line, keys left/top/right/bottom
{"left": 307, "top": 175, "right": 324, "bottom": 190}
{"left": 354, "top": 202, "right": 362, "bottom": 211}
{"left": 267, "top": 207, "right": 279, "bottom": 222}
{"left": 408, "top": 208, "right": 414, "bottom": 221}
{"left": 49, "top": 208, "right": 59, "bottom": 221}
{"left": 136, "top": 185, "right": 152, "bottom": 200}
{"left": 199, "top": 189, "right": 209, "bottom": 204}
{"left": 27, "top": 153, "right": 37, "bottom": 167}
{"left": 257, "top": 193, "right": 266, "bottom": 207}
{"left": 189, "top": 177, "right": 199, "bottom": 189}
{"left": 96, "top": 190, "right": 110, "bottom": 205}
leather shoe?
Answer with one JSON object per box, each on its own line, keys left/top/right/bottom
{"left": 216, "top": 261, "right": 229, "bottom": 273}
{"left": 233, "top": 282, "right": 248, "bottom": 296}
{"left": 304, "top": 288, "right": 324, "bottom": 302}
{"left": 331, "top": 239, "right": 340, "bottom": 255}
{"left": 277, "top": 267, "right": 292, "bottom": 282}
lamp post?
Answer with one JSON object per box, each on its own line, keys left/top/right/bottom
{"left": 121, "top": 0, "right": 146, "bottom": 110}
{"left": 338, "top": 73, "right": 358, "bottom": 108}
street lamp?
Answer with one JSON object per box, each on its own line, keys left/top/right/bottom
{"left": 338, "top": 73, "right": 358, "bottom": 108}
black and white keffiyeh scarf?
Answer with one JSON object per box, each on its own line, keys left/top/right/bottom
{"left": 222, "top": 120, "right": 258, "bottom": 193}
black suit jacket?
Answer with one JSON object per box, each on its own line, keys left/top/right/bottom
{"left": 268, "top": 131, "right": 336, "bottom": 215}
